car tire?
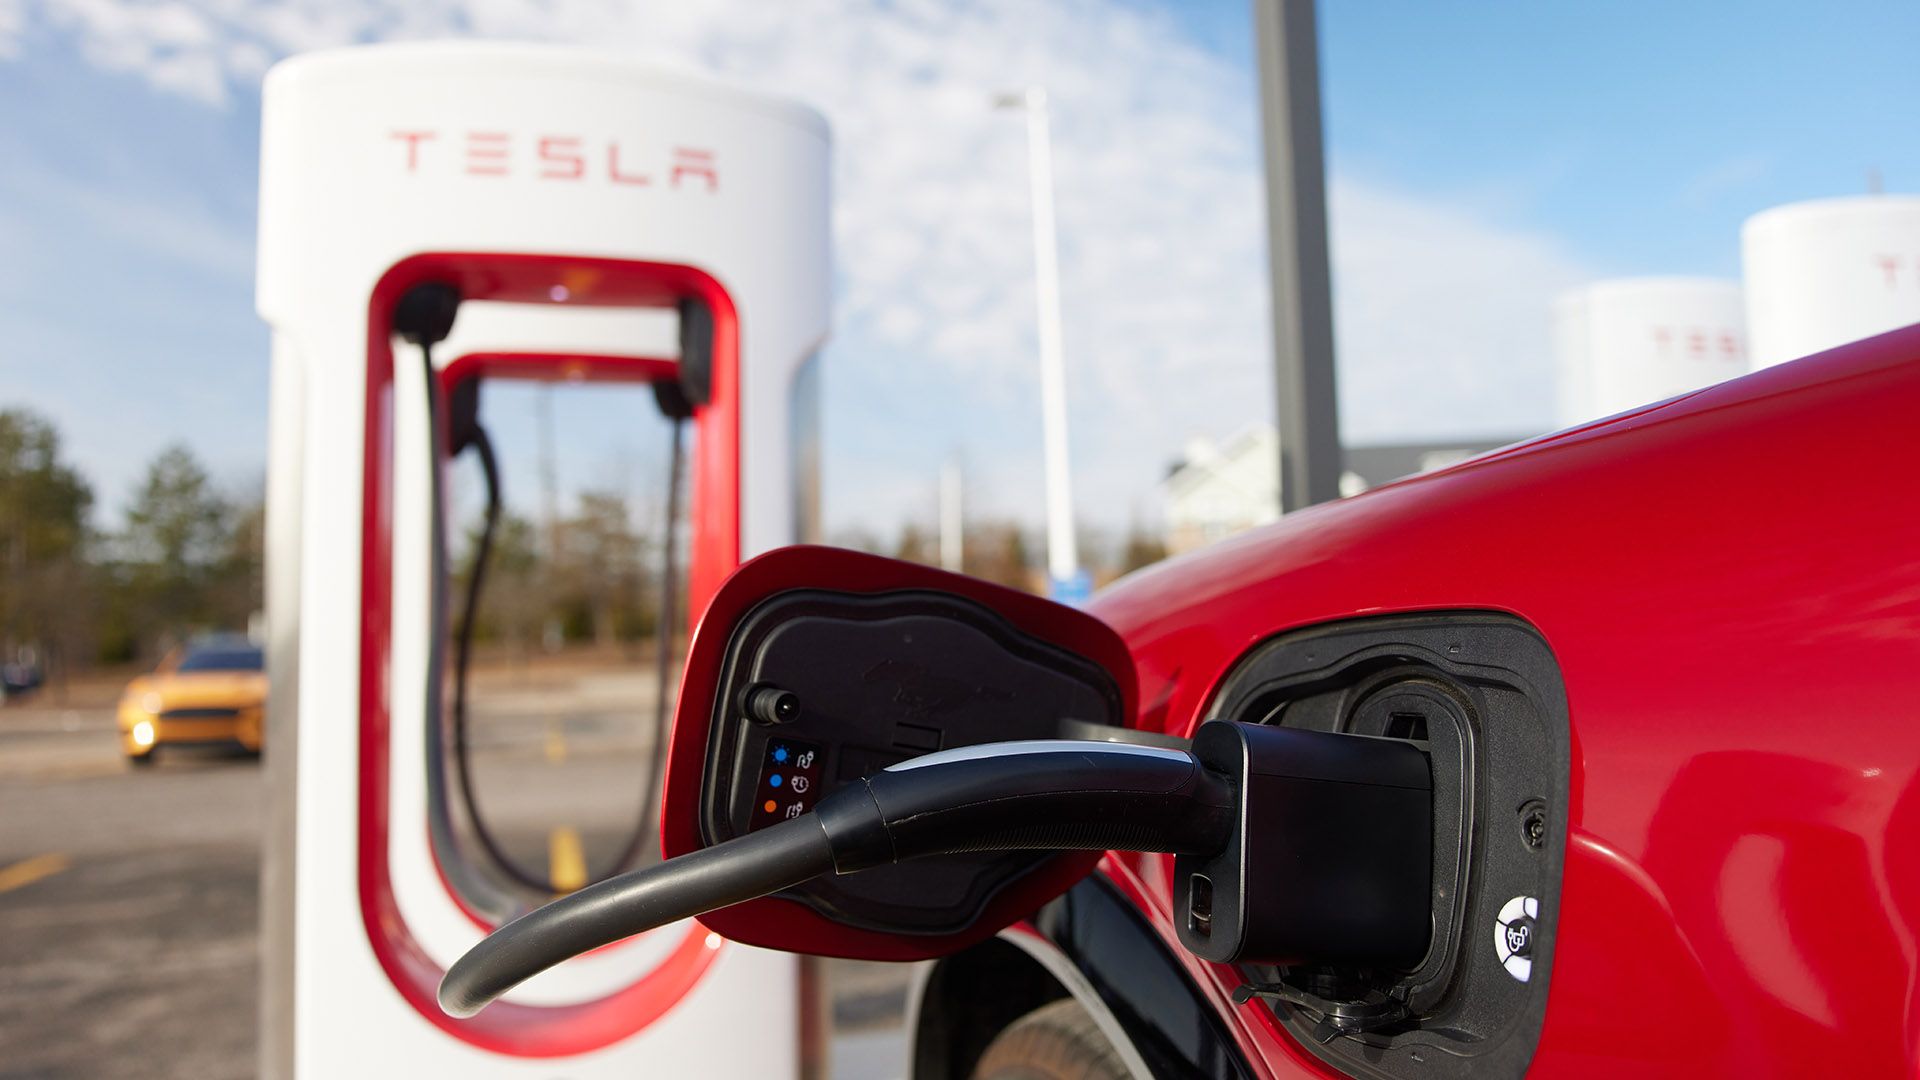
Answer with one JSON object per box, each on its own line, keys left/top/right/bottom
{"left": 970, "top": 998, "right": 1129, "bottom": 1080}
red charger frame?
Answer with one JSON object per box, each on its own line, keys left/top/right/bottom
{"left": 357, "top": 253, "right": 741, "bottom": 1056}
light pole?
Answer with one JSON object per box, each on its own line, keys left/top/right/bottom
{"left": 994, "top": 86, "right": 1085, "bottom": 601}
{"left": 1254, "top": 0, "right": 1342, "bottom": 510}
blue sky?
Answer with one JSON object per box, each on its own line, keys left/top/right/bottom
{"left": 1316, "top": 1, "right": 1920, "bottom": 275}
{"left": 1, "top": 0, "right": 1915, "bottom": 544}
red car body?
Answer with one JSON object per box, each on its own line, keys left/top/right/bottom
{"left": 1081, "top": 324, "right": 1920, "bottom": 1076}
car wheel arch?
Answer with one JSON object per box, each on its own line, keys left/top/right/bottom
{"left": 906, "top": 929, "right": 1155, "bottom": 1080}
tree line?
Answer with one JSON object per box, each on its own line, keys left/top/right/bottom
{"left": 844, "top": 516, "right": 1167, "bottom": 593}
{"left": 1, "top": 409, "right": 262, "bottom": 688}
{"left": 451, "top": 489, "right": 678, "bottom": 657}
{"left": 0, "top": 407, "right": 687, "bottom": 688}
{"left": 2, "top": 405, "right": 1173, "bottom": 689}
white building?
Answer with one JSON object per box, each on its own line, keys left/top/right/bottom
{"left": 1162, "top": 429, "right": 1281, "bottom": 555}
{"left": 1163, "top": 429, "right": 1522, "bottom": 555}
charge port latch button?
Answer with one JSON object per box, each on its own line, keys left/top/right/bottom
{"left": 1188, "top": 873, "right": 1213, "bottom": 938}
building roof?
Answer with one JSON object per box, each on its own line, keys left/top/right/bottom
{"left": 1164, "top": 427, "right": 1537, "bottom": 504}
{"left": 1343, "top": 436, "right": 1530, "bottom": 490}
{"left": 1162, "top": 427, "right": 1276, "bottom": 497}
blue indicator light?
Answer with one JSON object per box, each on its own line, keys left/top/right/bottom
{"left": 772, "top": 746, "right": 790, "bottom": 763}
{"left": 769, "top": 774, "right": 783, "bottom": 788}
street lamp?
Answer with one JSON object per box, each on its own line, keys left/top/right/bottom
{"left": 994, "top": 86, "right": 1085, "bottom": 602}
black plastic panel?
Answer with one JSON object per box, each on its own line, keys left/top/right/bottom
{"left": 1205, "top": 613, "right": 1568, "bottom": 1080}
{"left": 702, "top": 589, "right": 1124, "bottom": 934}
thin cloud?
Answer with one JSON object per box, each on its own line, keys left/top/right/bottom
{"left": 4, "top": 0, "right": 1596, "bottom": 536}
{"left": 39, "top": 0, "right": 227, "bottom": 102}
{"left": 1677, "top": 152, "right": 1774, "bottom": 208}
{"left": 1331, "top": 176, "right": 1591, "bottom": 443}
{"left": 0, "top": 0, "right": 21, "bottom": 57}
{"left": 1, "top": 155, "right": 254, "bottom": 279}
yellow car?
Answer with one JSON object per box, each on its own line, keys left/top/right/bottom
{"left": 118, "top": 637, "right": 266, "bottom": 764}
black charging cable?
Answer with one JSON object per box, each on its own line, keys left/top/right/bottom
{"left": 599, "top": 383, "right": 692, "bottom": 873}
{"left": 446, "top": 417, "right": 561, "bottom": 892}
{"left": 397, "top": 283, "right": 557, "bottom": 895}
{"left": 451, "top": 378, "right": 690, "bottom": 889}
{"left": 404, "top": 282, "right": 702, "bottom": 897}
{"left": 439, "top": 740, "right": 1233, "bottom": 1017}
{"left": 440, "top": 721, "right": 1438, "bottom": 1019}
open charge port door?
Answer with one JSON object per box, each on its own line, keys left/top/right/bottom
{"left": 1202, "top": 613, "right": 1570, "bottom": 1077}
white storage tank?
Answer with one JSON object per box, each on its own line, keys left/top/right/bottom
{"left": 1552, "top": 277, "right": 1747, "bottom": 427}
{"left": 1743, "top": 194, "right": 1920, "bottom": 368}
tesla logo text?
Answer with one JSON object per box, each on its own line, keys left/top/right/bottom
{"left": 389, "top": 130, "right": 718, "bottom": 191}
{"left": 1649, "top": 324, "right": 1744, "bottom": 362}
{"left": 1872, "top": 254, "right": 1920, "bottom": 290}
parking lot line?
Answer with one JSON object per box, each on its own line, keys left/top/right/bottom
{"left": 0, "top": 852, "right": 71, "bottom": 894}
{"left": 549, "top": 827, "right": 587, "bottom": 893}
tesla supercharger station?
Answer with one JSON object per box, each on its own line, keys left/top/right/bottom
{"left": 255, "top": 43, "right": 829, "bottom": 1077}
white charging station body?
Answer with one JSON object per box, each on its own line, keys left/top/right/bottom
{"left": 257, "top": 42, "right": 829, "bottom": 1077}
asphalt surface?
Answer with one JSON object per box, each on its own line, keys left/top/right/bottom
{"left": 0, "top": 671, "right": 913, "bottom": 1079}
{"left": 0, "top": 730, "right": 260, "bottom": 1080}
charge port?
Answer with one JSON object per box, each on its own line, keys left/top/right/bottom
{"left": 1386, "top": 711, "right": 1429, "bottom": 741}
{"left": 1188, "top": 873, "right": 1213, "bottom": 938}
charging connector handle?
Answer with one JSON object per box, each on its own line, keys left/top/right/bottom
{"left": 438, "top": 740, "right": 1231, "bottom": 1017}
{"left": 830, "top": 740, "right": 1232, "bottom": 869}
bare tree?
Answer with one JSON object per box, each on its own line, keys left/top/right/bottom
{"left": 962, "top": 520, "right": 1037, "bottom": 593}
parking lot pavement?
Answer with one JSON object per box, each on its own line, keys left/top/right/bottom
{"left": 0, "top": 702, "right": 261, "bottom": 1080}
{"left": 0, "top": 839, "right": 259, "bottom": 1080}
{"left": 0, "top": 695, "right": 913, "bottom": 1078}
{"left": 0, "top": 704, "right": 129, "bottom": 783}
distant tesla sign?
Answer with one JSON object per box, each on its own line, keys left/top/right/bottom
{"left": 389, "top": 130, "right": 718, "bottom": 190}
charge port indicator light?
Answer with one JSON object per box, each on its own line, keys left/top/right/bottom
{"left": 769, "top": 774, "right": 783, "bottom": 788}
